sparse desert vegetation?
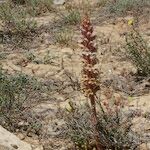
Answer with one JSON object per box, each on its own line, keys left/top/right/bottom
{"left": 0, "top": 0, "right": 150, "bottom": 150}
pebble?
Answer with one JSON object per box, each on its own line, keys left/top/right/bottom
{"left": 53, "top": 0, "right": 65, "bottom": 5}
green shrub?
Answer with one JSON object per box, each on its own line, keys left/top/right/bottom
{"left": 65, "top": 104, "right": 94, "bottom": 150}
{"left": 126, "top": 29, "right": 150, "bottom": 76}
{"left": 0, "top": 52, "right": 7, "bottom": 60}
{"left": 0, "top": 3, "right": 37, "bottom": 35}
{"left": 26, "top": 0, "right": 53, "bottom": 16}
{"left": 64, "top": 99, "right": 143, "bottom": 149}
{"left": 64, "top": 9, "right": 81, "bottom": 25}
{"left": 43, "top": 50, "right": 59, "bottom": 65}
{"left": 97, "top": 0, "right": 107, "bottom": 7}
{"left": 0, "top": 69, "right": 42, "bottom": 133}
{"left": 108, "top": 0, "right": 149, "bottom": 15}
{"left": 11, "top": 0, "right": 26, "bottom": 5}
{"left": 54, "top": 28, "right": 74, "bottom": 46}
{"left": 25, "top": 51, "right": 36, "bottom": 62}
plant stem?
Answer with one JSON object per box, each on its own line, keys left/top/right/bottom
{"left": 90, "top": 95, "right": 104, "bottom": 150}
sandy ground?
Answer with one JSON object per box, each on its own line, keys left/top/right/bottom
{"left": 0, "top": 1, "right": 150, "bottom": 149}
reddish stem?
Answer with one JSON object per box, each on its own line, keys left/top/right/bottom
{"left": 90, "top": 95, "right": 104, "bottom": 150}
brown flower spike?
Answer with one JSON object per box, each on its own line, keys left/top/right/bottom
{"left": 81, "top": 16, "right": 100, "bottom": 97}
{"left": 81, "top": 15, "right": 104, "bottom": 150}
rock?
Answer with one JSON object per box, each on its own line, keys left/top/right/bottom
{"left": 0, "top": 0, "right": 6, "bottom": 4}
{"left": 34, "top": 145, "right": 44, "bottom": 150}
{"left": 0, "top": 126, "right": 32, "bottom": 150}
{"left": 53, "top": 0, "right": 65, "bottom": 5}
{"left": 59, "top": 147, "right": 66, "bottom": 150}
{"left": 139, "top": 143, "right": 150, "bottom": 150}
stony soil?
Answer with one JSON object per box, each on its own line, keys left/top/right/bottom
{"left": 0, "top": 1, "right": 150, "bottom": 149}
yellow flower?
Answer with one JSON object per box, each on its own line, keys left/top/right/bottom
{"left": 128, "top": 19, "right": 134, "bottom": 26}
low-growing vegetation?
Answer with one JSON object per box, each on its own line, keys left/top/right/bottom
{"left": 0, "top": 2, "right": 37, "bottom": 35}
{"left": 25, "top": 0, "right": 53, "bottom": 16}
{"left": 126, "top": 29, "right": 150, "bottom": 76}
{"left": 0, "top": 0, "right": 150, "bottom": 149}
{"left": 65, "top": 99, "right": 143, "bottom": 150}
{"left": 107, "top": 0, "right": 150, "bottom": 15}
{"left": 0, "top": 68, "right": 42, "bottom": 133}
{"left": 64, "top": 9, "right": 81, "bottom": 25}
{"left": 54, "top": 27, "right": 74, "bottom": 46}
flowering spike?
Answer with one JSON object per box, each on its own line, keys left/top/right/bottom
{"left": 80, "top": 15, "right": 104, "bottom": 150}
{"left": 81, "top": 15, "right": 100, "bottom": 97}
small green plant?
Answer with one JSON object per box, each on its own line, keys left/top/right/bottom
{"left": 0, "top": 52, "right": 7, "bottom": 60}
{"left": 25, "top": 52, "right": 36, "bottom": 62}
{"left": 96, "top": 92, "right": 142, "bottom": 150}
{"left": 26, "top": 0, "right": 53, "bottom": 16}
{"left": 43, "top": 50, "right": 59, "bottom": 65}
{"left": 64, "top": 95, "right": 143, "bottom": 150}
{"left": 55, "top": 28, "right": 74, "bottom": 46}
{"left": 108, "top": 0, "right": 149, "bottom": 15}
{"left": 0, "top": 3, "right": 37, "bottom": 35}
{"left": 11, "top": 0, "right": 26, "bottom": 5}
{"left": 65, "top": 104, "right": 95, "bottom": 150}
{"left": 97, "top": 0, "right": 107, "bottom": 7}
{"left": 0, "top": 69, "right": 42, "bottom": 133}
{"left": 126, "top": 29, "right": 150, "bottom": 76}
{"left": 64, "top": 9, "right": 81, "bottom": 25}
